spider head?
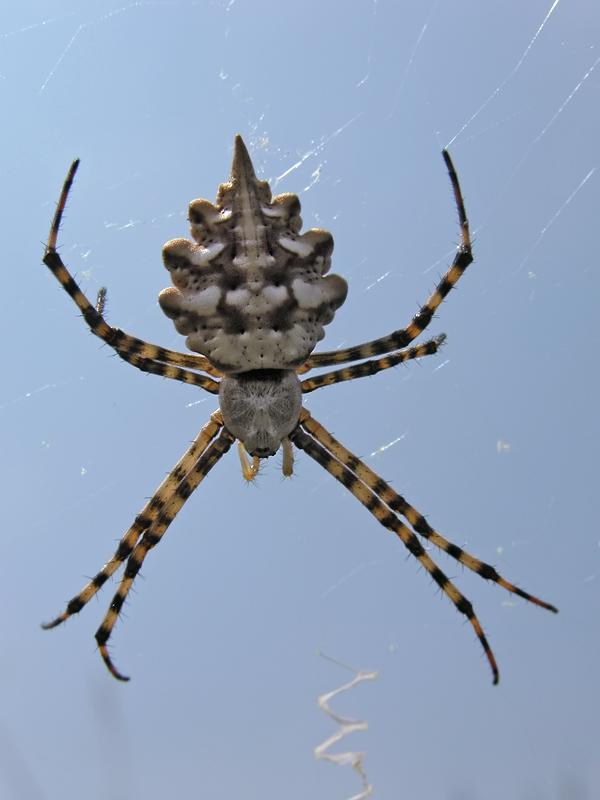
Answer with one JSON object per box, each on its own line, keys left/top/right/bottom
{"left": 219, "top": 369, "right": 302, "bottom": 457}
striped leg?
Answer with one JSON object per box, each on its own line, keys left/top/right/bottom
{"left": 299, "top": 150, "right": 472, "bottom": 374}
{"left": 42, "top": 411, "right": 231, "bottom": 678}
{"left": 301, "top": 411, "right": 558, "bottom": 610}
{"left": 43, "top": 160, "right": 221, "bottom": 393}
{"left": 289, "top": 410, "right": 558, "bottom": 684}
{"left": 96, "top": 425, "right": 235, "bottom": 680}
{"left": 300, "top": 336, "right": 445, "bottom": 393}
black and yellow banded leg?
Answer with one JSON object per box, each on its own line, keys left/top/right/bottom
{"left": 109, "top": 347, "right": 220, "bottom": 392}
{"left": 42, "top": 412, "right": 225, "bottom": 634}
{"left": 300, "top": 410, "right": 558, "bottom": 615}
{"left": 96, "top": 425, "right": 235, "bottom": 680}
{"left": 289, "top": 413, "right": 499, "bottom": 683}
{"left": 113, "top": 344, "right": 221, "bottom": 377}
{"left": 43, "top": 160, "right": 221, "bottom": 390}
{"left": 300, "top": 336, "right": 446, "bottom": 393}
{"left": 299, "top": 149, "right": 472, "bottom": 373}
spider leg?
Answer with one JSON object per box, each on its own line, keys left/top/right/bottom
{"left": 117, "top": 343, "right": 221, "bottom": 377}
{"left": 42, "top": 413, "right": 228, "bottom": 669}
{"left": 300, "top": 150, "right": 472, "bottom": 373}
{"left": 300, "top": 335, "right": 445, "bottom": 393}
{"left": 290, "top": 411, "right": 507, "bottom": 685}
{"left": 43, "top": 160, "right": 221, "bottom": 392}
{"left": 300, "top": 411, "right": 558, "bottom": 613}
{"left": 96, "top": 424, "right": 235, "bottom": 680}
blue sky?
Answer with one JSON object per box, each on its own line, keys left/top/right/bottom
{"left": 1, "top": 1, "right": 598, "bottom": 798}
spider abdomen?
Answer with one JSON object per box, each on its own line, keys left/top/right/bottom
{"left": 219, "top": 369, "right": 302, "bottom": 458}
{"left": 158, "top": 136, "right": 347, "bottom": 373}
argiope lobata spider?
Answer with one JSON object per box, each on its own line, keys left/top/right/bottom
{"left": 42, "top": 136, "right": 557, "bottom": 683}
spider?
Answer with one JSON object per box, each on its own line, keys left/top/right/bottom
{"left": 42, "top": 136, "right": 557, "bottom": 683}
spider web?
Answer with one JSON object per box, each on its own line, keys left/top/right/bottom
{"left": 1, "top": 1, "right": 598, "bottom": 798}
{"left": 314, "top": 653, "right": 377, "bottom": 800}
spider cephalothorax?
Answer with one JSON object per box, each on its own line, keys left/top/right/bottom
{"left": 218, "top": 369, "right": 302, "bottom": 458}
{"left": 42, "top": 136, "right": 557, "bottom": 682}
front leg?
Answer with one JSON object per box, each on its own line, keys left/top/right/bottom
{"left": 43, "top": 160, "right": 220, "bottom": 394}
